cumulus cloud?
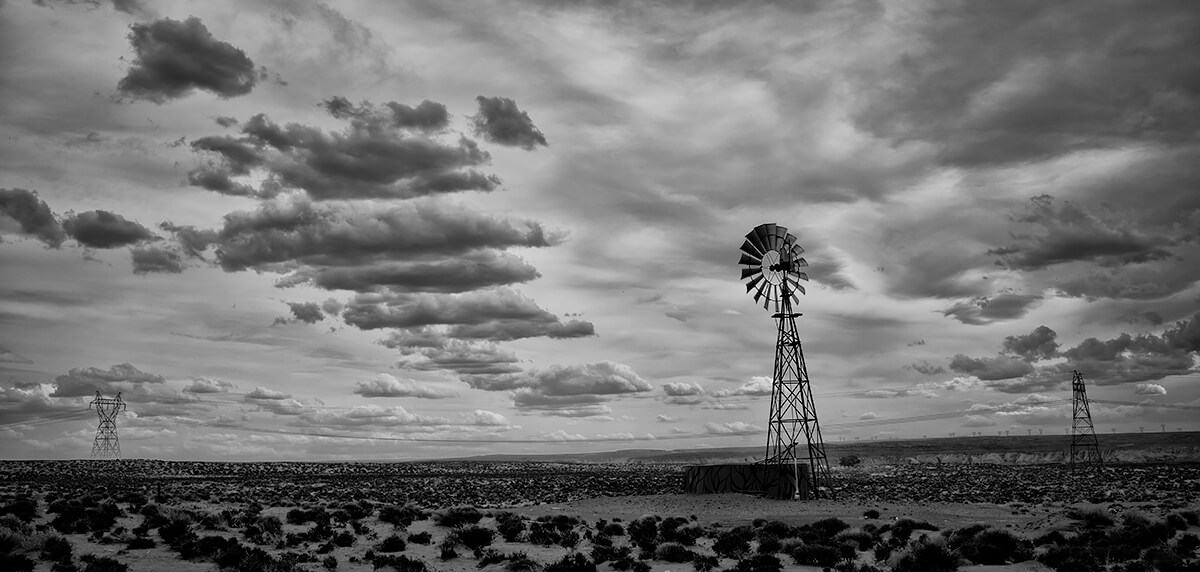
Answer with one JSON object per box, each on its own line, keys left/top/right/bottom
{"left": 464, "top": 361, "right": 652, "bottom": 413}
{"left": 183, "top": 377, "right": 235, "bottom": 393}
{"left": 1002, "top": 325, "right": 1060, "bottom": 361}
{"left": 213, "top": 198, "right": 554, "bottom": 272}
{"left": 62, "top": 210, "right": 155, "bottom": 249}
{"left": 118, "top": 17, "right": 258, "bottom": 102}
{"left": 656, "top": 414, "right": 680, "bottom": 423}
{"left": 1135, "top": 383, "right": 1167, "bottom": 395}
{"left": 949, "top": 354, "right": 1036, "bottom": 380}
{"left": 131, "top": 246, "right": 184, "bottom": 274}
{"left": 50, "top": 363, "right": 165, "bottom": 397}
{"left": 471, "top": 96, "right": 548, "bottom": 150}
{"left": 942, "top": 293, "right": 1042, "bottom": 325}
{"left": 391, "top": 340, "right": 523, "bottom": 376}
{"left": 281, "top": 250, "right": 542, "bottom": 294}
{"left": 352, "top": 374, "right": 457, "bottom": 399}
{"left": 321, "top": 96, "right": 450, "bottom": 133}
{"left": 712, "top": 377, "right": 773, "bottom": 398}
{"left": 662, "top": 382, "right": 703, "bottom": 396}
{"left": 909, "top": 361, "right": 946, "bottom": 375}
{"left": 246, "top": 386, "right": 292, "bottom": 400}
{"left": 0, "top": 188, "right": 66, "bottom": 248}
{"left": 283, "top": 302, "right": 324, "bottom": 324}
{"left": 704, "top": 421, "right": 764, "bottom": 435}
{"left": 189, "top": 105, "right": 501, "bottom": 201}
{"left": 33, "top": 0, "right": 149, "bottom": 16}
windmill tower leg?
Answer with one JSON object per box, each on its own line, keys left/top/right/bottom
{"left": 1069, "top": 371, "right": 1101, "bottom": 468}
{"left": 764, "top": 296, "right": 833, "bottom": 499}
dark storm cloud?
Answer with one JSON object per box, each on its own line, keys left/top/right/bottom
{"left": 49, "top": 363, "right": 165, "bottom": 397}
{"left": 117, "top": 17, "right": 258, "bottom": 103}
{"left": 33, "top": 0, "right": 148, "bottom": 15}
{"left": 909, "top": 361, "right": 946, "bottom": 376}
{"left": 471, "top": 96, "right": 548, "bottom": 150}
{"left": 320, "top": 96, "right": 451, "bottom": 133}
{"left": 62, "top": 210, "right": 155, "bottom": 249}
{"left": 213, "top": 198, "right": 555, "bottom": 271}
{"left": 852, "top": 1, "right": 1200, "bottom": 166}
{"left": 188, "top": 107, "right": 500, "bottom": 201}
{"left": 130, "top": 245, "right": 184, "bottom": 274}
{"left": 1144, "top": 311, "right": 1165, "bottom": 326}
{"left": 158, "top": 222, "right": 218, "bottom": 258}
{"left": 948, "top": 354, "right": 1035, "bottom": 381}
{"left": 342, "top": 288, "right": 596, "bottom": 341}
{"left": 0, "top": 188, "right": 66, "bottom": 248}
{"left": 213, "top": 116, "right": 239, "bottom": 127}
{"left": 942, "top": 293, "right": 1042, "bottom": 325}
{"left": 989, "top": 196, "right": 1179, "bottom": 271}
{"left": 279, "top": 250, "right": 541, "bottom": 293}
{"left": 1001, "top": 325, "right": 1059, "bottom": 361}
{"left": 463, "top": 361, "right": 651, "bottom": 413}
{"left": 284, "top": 301, "right": 324, "bottom": 324}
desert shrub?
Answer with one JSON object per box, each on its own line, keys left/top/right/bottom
{"left": 79, "top": 554, "right": 129, "bottom": 572}
{"left": 546, "top": 552, "right": 596, "bottom": 572}
{"left": 536, "top": 514, "right": 583, "bottom": 532}
{"left": 593, "top": 533, "right": 613, "bottom": 547}
{"left": 604, "top": 522, "right": 625, "bottom": 536}
{"left": 342, "top": 502, "right": 373, "bottom": 521}
{"left": 379, "top": 505, "right": 427, "bottom": 528}
{"left": 323, "top": 555, "right": 338, "bottom": 569}
{"left": 809, "top": 518, "right": 851, "bottom": 541}
{"left": 437, "top": 507, "right": 483, "bottom": 528}
{"left": 158, "top": 517, "right": 191, "bottom": 545}
{"left": 839, "top": 455, "right": 862, "bottom": 467}
{"left": 178, "top": 534, "right": 237, "bottom": 560}
{"left": 659, "top": 517, "right": 689, "bottom": 540}
{"left": 627, "top": 516, "right": 658, "bottom": 548}
{"left": 1116, "top": 513, "right": 1175, "bottom": 549}
{"left": 1176, "top": 532, "right": 1199, "bottom": 556}
{"left": 1066, "top": 507, "right": 1114, "bottom": 528}
{"left": 655, "top": 541, "right": 695, "bottom": 563}
{"left": 713, "top": 525, "right": 754, "bottom": 559}
{"left": 439, "top": 539, "right": 459, "bottom": 560}
{"left": 732, "top": 553, "right": 782, "bottom": 572}
{"left": 954, "top": 527, "right": 1031, "bottom": 565}
{"left": 52, "top": 559, "right": 80, "bottom": 572}
{"left": 592, "top": 543, "right": 632, "bottom": 564}
{"left": 757, "top": 520, "right": 800, "bottom": 541}
{"left": 757, "top": 534, "right": 781, "bottom": 554}
{"left": 527, "top": 522, "right": 561, "bottom": 546}
{"left": 889, "top": 539, "right": 959, "bottom": 572}
{"left": 692, "top": 554, "right": 719, "bottom": 572}
{"left": 863, "top": 509, "right": 880, "bottom": 520}
{"left": 1166, "top": 513, "right": 1189, "bottom": 530}
{"left": 2, "top": 498, "right": 38, "bottom": 523}
{"left": 407, "top": 531, "right": 432, "bottom": 545}
{"left": 332, "top": 530, "right": 355, "bottom": 548}
{"left": 789, "top": 542, "right": 840, "bottom": 567}
{"left": 126, "top": 536, "right": 156, "bottom": 549}
{"left": 1038, "top": 544, "right": 1101, "bottom": 572}
{"left": 1033, "top": 530, "right": 1066, "bottom": 546}
{"left": 42, "top": 535, "right": 73, "bottom": 561}
{"left": 559, "top": 529, "right": 580, "bottom": 549}
{"left": 835, "top": 529, "right": 874, "bottom": 551}
{"left": 890, "top": 518, "right": 939, "bottom": 542}
{"left": 286, "top": 507, "right": 328, "bottom": 525}
{"left": 378, "top": 534, "right": 407, "bottom": 553}
{"left": 455, "top": 525, "right": 495, "bottom": 553}
{"left": 495, "top": 512, "right": 526, "bottom": 542}
{"left": 506, "top": 554, "right": 540, "bottom": 572}
{"left": 2, "top": 553, "right": 37, "bottom": 572}
{"left": 372, "top": 553, "right": 428, "bottom": 572}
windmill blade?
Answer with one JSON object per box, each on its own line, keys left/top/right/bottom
{"left": 745, "top": 274, "right": 763, "bottom": 293}
{"left": 747, "top": 229, "right": 767, "bottom": 255}
{"left": 753, "top": 281, "right": 768, "bottom": 304}
{"left": 791, "top": 281, "right": 807, "bottom": 296}
{"left": 794, "top": 256, "right": 808, "bottom": 268}
{"left": 774, "top": 226, "right": 788, "bottom": 244}
{"left": 794, "top": 271, "right": 809, "bottom": 282}
{"left": 740, "top": 267, "right": 760, "bottom": 280}
{"left": 740, "top": 239, "right": 762, "bottom": 259}
{"left": 738, "top": 252, "right": 761, "bottom": 267}
{"left": 761, "top": 223, "right": 778, "bottom": 250}
{"left": 787, "top": 275, "right": 807, "bottom": 294}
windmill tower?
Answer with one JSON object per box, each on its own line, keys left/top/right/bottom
{"left": 739, "top": 223, "right": 833, "bottom": 499}
{"left": 89, "top": 391, "right": 127, "bottom": 459}
{"left": 1069, "top": 370, "right": 1101, "bottom": 467}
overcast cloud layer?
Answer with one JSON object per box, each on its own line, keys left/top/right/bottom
{"left": 1, "top": 0, "right": 1197, "bottom": 461}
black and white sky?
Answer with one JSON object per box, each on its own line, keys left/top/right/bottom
{"left": 1, "top": 0, "right": 1198, "bottom": 460}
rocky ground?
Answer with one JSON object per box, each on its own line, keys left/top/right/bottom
{"left": 0, "top": 460, "right": 1197, "bottom": 571}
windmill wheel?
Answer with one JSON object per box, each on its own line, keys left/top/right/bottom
{"left": 739, "top": 223, "right": 809, "bottom": 313}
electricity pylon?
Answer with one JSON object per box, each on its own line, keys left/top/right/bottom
{"left": 1069, "top": 371, "right": 1101, "bottom": 468}
{"left": 89, "top": 391, "right": 126, "bottom": 459}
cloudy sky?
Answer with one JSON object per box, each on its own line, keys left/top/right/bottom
{"left": 1, "top": 0, "right": 1198, "bottom": 461}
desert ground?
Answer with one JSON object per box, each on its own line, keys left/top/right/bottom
{"left": 1, "top": 434, "right": 1198, "bottom": 572}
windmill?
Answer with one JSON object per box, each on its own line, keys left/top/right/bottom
{"left": 739, "top": 223, "right": 833, "bottom": 499}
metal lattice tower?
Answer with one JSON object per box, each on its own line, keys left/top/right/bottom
{"left": 1069, "top": 370, "right": 1101, "bottom": 467}
{"left": 739, "top": 223, "right": 833, "bottom": 499}
{"left": 89, "top": 391, "right": 126, "bottom": 459}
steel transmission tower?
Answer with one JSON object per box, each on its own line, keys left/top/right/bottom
{"left": 1069, "top": 371, "right": 1101, "bottom": 467}
{"left": 89, "top": 391, "right": 127, "bottom": 459}
{"left": 739, "top": 223, "right": 832, "bottom": 499}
